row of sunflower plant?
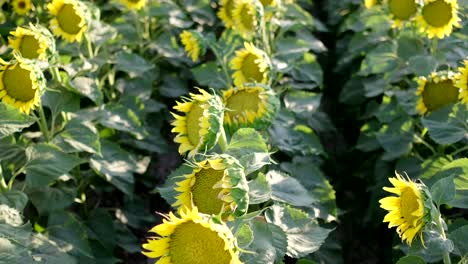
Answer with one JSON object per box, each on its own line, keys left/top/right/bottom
{"left": 331, "top": 0, "right": 467, "bottom": 263}
{"left": 143, "top": 0, "right": 341, "bottom": 263}
{"left": 0, "top": 0, "right": 337, "bottom": 263}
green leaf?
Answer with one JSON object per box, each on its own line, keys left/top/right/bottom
{"left": 25, "top": 144, "right": 81, "bottom": 187}
{"left": 396, "top": 256, "right": 426, "bottom": 264}
{"left": 87, "top": 209, "right": 116, "bottom": 251}
{"left": 0, "top": 102, "right": 36, "bottom": 138}
{"left": 397, "top": 36, "right": 425, "bottom": 61}
{"left": 159, "top": 75, "right": 189, "bottom": 98}
{"left": 42, "top": 87, "right": 81, "bottom": 117}
{"left": 248, "top": 173, "right": 272, "bottom": 204}
{"left": 266, "top": 170, "right": 314, "bottom": 207}
{"left": 265, "top": 204, "right": 333, "bottom": 258}
{"left": 0, "top": 190, "right": 28, "bottom": 210}
{"left": 70, "top": 76, "right": 103, "bottom": 105}
{"left": 408, "top": 55, "right": 438, "bottom": 76}
{"left": 192, "top": 62, "right": 229, "bottom": 90}
{"left": 27, "top": 186, "right": 76, "bottom": 215}
{"left": 54, "top": 119, "right": 101, "bottom": 154}
{"left": 430, "top": 176, "right": 456, "bottom": 206}
{"left": 449, "top": 225, "right": 468, "bottom": 257}
{"left": 290, "top": 53, "right": 323, "bottom": 87}
{"left": 421, "top": 103, "right": 468, "bottom": 145}
{"left": 226, "top": 129, "right": 270, "bottom": 173}
{"left": 241, "top": 219, "right": 288, "bottom": 264}
{"left": 423, "top": 158, "right": 468, "bottom": 209}
{"left": 48, "top": 212, "right": 92, "bottom": 258}
{"left": 284, "top": 91, "right": 322, "bottom": 118}
{"left": 99, "top": 102, "right": 147, "bottom": 140}
{"left": 115, "top": 222, "right": 140, "bottom": 253}
{"left": 376, "top": 116, "right": 414, "bottom": 161}
{"left": 281, "top": 157, "right": 336, "bottom": 221}
{"left": 235, "top": 223, "right": 254, "bottom": 248}
{"left": 90, "top": 140, "right": 144, "bottom": 196}
{"left": 115, "top": 51, "right": 154, "bottom": 77}
{"left": 359, "top": 41, "right": 399, "bottom": 76}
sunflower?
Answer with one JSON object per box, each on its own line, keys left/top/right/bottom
{"left": 142, "top": 207, "right": 242, "bottom": 264}
{"left": 218, "top": 0, "right": 235, "bottom": 28}
{"left": 456, "top": 58, "right": 468, "bottom": 104}
{"left": 11, "top": 0, "right": 32, "bottom": 15}
{"left": 230, "top": 42, "right": 270, "bottom": 88}
{"left": 9, "top": 25, "right": 55, "bottom": 60}
{"left": 0, "top": 57, "right": 46, "bottom": 114}
{"left": 171, "top": 89, "right": 224, "bottom": 157}
{"left": 416, "top": 71, "right": 460, "bottom": 114}
{"left": 223, "top": 85, "right": 278, "bottom": 132}
{"left": 48, "top": 0, "right": 88, "bottom": 43}
{"left": 232, "top": 0, "right": 257, "bottom": 38}
{"left": 173, "top": 155, "right": 248, "bottom": 218}
{"left": 120, "top": 0, "right": 146, "bottom": 10}
{"left": 416, "top": 0, "right": 461, "bottom": 39}
{"left": 386, "top": 0, "right": 418, "bottom": 28}
{"left": 379, "top": 172, "right": 429, "bottom": 245}
{"left": 180, "top": 30, "right": 205, "bottom": 62}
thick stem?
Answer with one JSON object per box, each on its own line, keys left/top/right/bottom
{"left": 51, "top": 66, "right": 62, "bottom": 83}
{"left": 430, "top": 38, "right": 438, "bottom": 55}
{"left": 434, "top": 209, "right": 451, "bottom": 264}
{"left": 85, "top": 34, "right": 94, "bottom": 58}
{"left": 211, "top": 45, "right": 232, "bottom": 87}
{"left": 0, "top": 168, "right": 8, "bottom": 192}
{"left": 37, "top": 104, "right": 50, "bottom": 142}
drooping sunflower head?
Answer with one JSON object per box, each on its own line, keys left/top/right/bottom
{"left": 232, "top": 0, "right": 258, "bottom": 39}
{"left": 120, "top": 0, "right": 146, "bottom": 10}
{"left": 142, "top": 207, "right": 242, "bottom": 264}
{"left": 0, "top": 57, "right": 46, "bottom": 114}
{"left": 416, "top": 0, "right": 461, "bottom": 39}
{"left": 416, "top": 71, "right": 460, "bottom": 114}
{"left": 179, "top": 30, "right": 206, "bottom": 62}
{"left": 9, "top": 24, "right": 56, "bottom": 61}
{"left": 11, "top": 0, "right": 32, "bottom": 15}
{"left": 223, "top": 85, "right": 279, "bottom": 132}
{"left": 171, "top": 89, "right": 224, "bottom": 157}
{"left": 386, "top": 0, "right": 418, "bottom": 28}
{"left": 379, "top": 172, "right": 429, "bottom": 245}
{"left": 48, "top": 0, "right": 89, "bottom": 43}
{"left": 218, "top": 0, "right": 236, "bottom": 28}
{"left": 230, "top": 42, "right": 270, "bottom": 87}
{"left": 173, "top": 155, "right": 249, "bottom": 218}
{"left": 456, "top": 58, "right": 468, "bottom": 104}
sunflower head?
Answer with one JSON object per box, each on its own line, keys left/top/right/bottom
{"left": 230, "top": 42, "right": 270, "bottom": 88}
{"left": 232, "top": 0, "right": 259, "bottom": 39}
{"left": 48, "top": 0, "right": 89, "bottom": 43}
{"left": 173, "top": 155, "right": 249, "bottom": 219}
{"left": 416, "top": 71, "right": 460, "bottom": 114}
{"left": 120, "top": 0, "right": 146, "bottom": 10}
{"left": 11, "top": 0, "right": 32, "bottom": 15}
{"left": 180, "top": 30, "right": 206, "bottom": 62}
{"left": 223, "top": 85, "right": 279, "bottom": 133}
{"left": 142, "top": 207, "right": 242, "bottom": 264}
{"left": 379, "top": 172, "right": 430, "bottom": 245}
{"left": 386, "top": 0, "right": 418, "bottom": 28}
{"left": 9, "top": 24, "right": 56, "bottom": 61}
{"left": 416, "top": 0, "right": 461, "bottom": 39}
{"left": 171, "top": 89, "right": 224, "bottom": 157}
{"left": 0, "top": 57, "right": 46, "bottom": 114}
{"left": 218, "top": 0, "right": 236, "bottom": 28}
{"left": 455, "top": 58, "right": 468, "bottom": 104}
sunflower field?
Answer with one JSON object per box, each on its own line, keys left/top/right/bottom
{"left": 0, "top": 0, "right": 467, "bottom": 263}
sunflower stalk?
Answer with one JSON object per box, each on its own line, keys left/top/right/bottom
{"left": 259, "top": 6, "right": 272, "bottom": 56}
{"left": 0, "top": 167, "right": 8, "bottom": 192}
{"left": 211, "top": 44, "right": 232, "bottom": 87}
{"left": 51, "top": 66, "right": 62, "bottom": 83}
{"left": 433, "top": 206, "right": 451, "bottom": 264}
{"left": 218, "top": 126, "right": 228, "bottom": 153}
{"left": 85, "top": 34, "right": 94, "bottom": 58}
{"left": 37, "top": 104, "right": 50, "bottom": 142}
